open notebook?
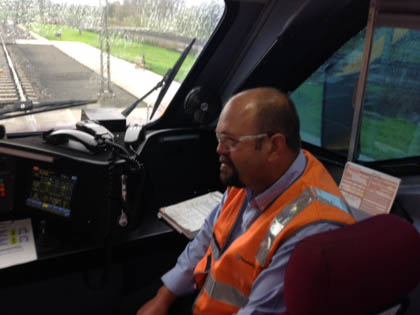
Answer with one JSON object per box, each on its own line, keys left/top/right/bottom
{"left": 158, "top": 191, "right": 223, "bottom": 239}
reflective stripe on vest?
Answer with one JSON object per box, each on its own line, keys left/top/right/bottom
{"left": 201, "top": 186, "right": 350, "bottom": 308}
{"left": 202, "top": 272, "right": 249, "bottom": 308}
{"left": 211, "top": 237, "right": 220, "bottom": 261}
{"left": 256, "top": 186, "right": 350, "bottom": 266}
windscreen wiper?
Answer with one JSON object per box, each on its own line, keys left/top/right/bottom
{"left": 0, "top": 99, "right": 97, "bottom": 120}
{"left": 121, "top": 38, "right": 196, "bottom": 119}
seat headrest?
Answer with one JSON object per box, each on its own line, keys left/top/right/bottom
{"left": 284, "top": 214, "right": 420, "bottom": 315}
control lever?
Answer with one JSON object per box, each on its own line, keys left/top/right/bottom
{"left": 76, "top": 120, "right": 114, "bottom": 140}
{"left": 124, "top": 124, "right": 143, "bottom": 145}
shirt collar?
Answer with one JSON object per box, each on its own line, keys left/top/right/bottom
{"left": 246, "top": 150, "right": 307, "bottom": 211}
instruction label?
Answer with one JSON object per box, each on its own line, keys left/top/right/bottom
{"left": 0, "top": 218, "right": 37, "bottom": 269}
{"left": 339, "top": 162, "right": 401, "bottom": 215}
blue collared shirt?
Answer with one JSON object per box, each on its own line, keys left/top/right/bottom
{"left": 162, "top": 150, "right": 341, "bottom": 314}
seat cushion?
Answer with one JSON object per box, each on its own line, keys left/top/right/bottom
{"left": 284, "top": 214, "right": 420, "bottom": 315}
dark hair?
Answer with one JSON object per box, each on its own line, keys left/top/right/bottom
{"left": 255, "top": 88, "right": 301, "bottom": 152}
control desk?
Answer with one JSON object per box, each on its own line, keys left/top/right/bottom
{"left": 0, "top": 121, "right": 223, "bottom": 314}
{"left": 0, "top": 133, "right": 176, "bottom": 260}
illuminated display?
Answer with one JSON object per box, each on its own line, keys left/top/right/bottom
{"left": 25, "top": 166, "right": 77, "bottom": 218}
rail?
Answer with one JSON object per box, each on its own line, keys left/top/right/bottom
{"left": 0, "top": 33, "right": 26, "bottom": 103}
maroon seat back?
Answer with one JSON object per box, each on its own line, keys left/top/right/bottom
{"left": 281, "top": 214, "right": 420, "bottom": 315}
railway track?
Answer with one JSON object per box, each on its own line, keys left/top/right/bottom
{"left": 0, "top": 27, "right": 38, "bottom": 108}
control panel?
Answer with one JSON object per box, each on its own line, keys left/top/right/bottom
{"left": 25, "top": 166, "right": 77, "bottom": 218}
{"left": 0, "top": 136, "right": 125, "bottom": 246}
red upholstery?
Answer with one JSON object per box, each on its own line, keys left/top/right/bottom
{"left": 281, "top": 214, "right": 420, "bottom": 315}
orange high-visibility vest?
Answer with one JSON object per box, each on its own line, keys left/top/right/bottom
{"left": 193, "top": 150, "right": 355, "bottom": 314}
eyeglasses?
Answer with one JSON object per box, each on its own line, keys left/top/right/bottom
{"left": 215, "top": 132, "right": 269, "bottom": 152}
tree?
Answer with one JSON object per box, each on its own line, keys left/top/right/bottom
{"left": 38, "top": 0, "right": 45, "bottom": 24}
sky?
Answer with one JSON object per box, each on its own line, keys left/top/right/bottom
{"left": 49, "top": 0, "right": 212, "bottom": 6}
{"left": 49, "top": 0, "right": 119, "bottom": 5}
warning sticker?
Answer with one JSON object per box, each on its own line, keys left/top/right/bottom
{"left": 339, "top": 162, "right": 401, "bottom": 216}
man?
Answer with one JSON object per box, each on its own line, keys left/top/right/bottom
{"left": 137, "top": 87, "right": 355, "bottom": 314}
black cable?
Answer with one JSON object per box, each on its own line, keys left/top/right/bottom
{"left": 104, "top": 139, "right": 131, "bottom": 157}
{"left": 104, "top": 139, "right": 142, "bottom": 172}
{"left": 128, "top": 144, "right": 137, "bottom": 156}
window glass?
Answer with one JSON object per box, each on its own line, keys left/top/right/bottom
{"left": 291, "top": 30, "right": 365, "bottom": 152}
{"left": 361, "top": 27, "right": 420, "bottom": 161}
{"left": 291, "top": 27, "right": 420, "bottom": 161}
{"left": 0, "top": 0, "right": 225, "bottom": 134}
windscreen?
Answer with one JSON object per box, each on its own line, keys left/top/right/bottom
{"left": 0, "top": 0, "right": 225, "bottom": 133}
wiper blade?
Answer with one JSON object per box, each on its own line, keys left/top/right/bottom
{"left": 150, "top": 38, "right": 196, "bottom": 120}
{"left": 0, "top": 99, "right": 97, "bottom": 120}
{"left": 121, "top": 38, "right": 196, "bottom": 119}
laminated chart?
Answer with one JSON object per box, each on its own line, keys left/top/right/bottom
{"left": 339, "top": 162, "right": 401, "bottom": 216}
{"left": 0, "top": 218, "right": 37, "bottom": 269}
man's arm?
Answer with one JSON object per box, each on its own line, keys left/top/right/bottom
{"left": 236, "top": 222, "right": 340, "bottom": 315}
{"left": 136, "top": 285, "right": 177, "bottom": 315}
{"left": 137, "top": 192, "right": 227, "bottom": 314}
{"left": 161, "top": 192, "right": 226, "bottom": 295}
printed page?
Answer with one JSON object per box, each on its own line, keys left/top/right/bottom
{"left": 159, "top": 191, "right": 223, "bottom": 239}
{"left": 339, "top": 162, "right": 401, "bottom": 216}
{"left": 0, "top": 218, "right": 37, "bottom": 269}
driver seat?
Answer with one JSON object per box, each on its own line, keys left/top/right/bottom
{"left": 279, "top": 214, "right": 420, "bottom": 315}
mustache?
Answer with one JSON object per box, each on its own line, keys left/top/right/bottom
{"left": 219, "top": 155, "right": 234, "bottom": 167}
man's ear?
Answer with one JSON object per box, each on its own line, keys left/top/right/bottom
{"left": 267, "top": 133, "right": 287, "bottom": 162}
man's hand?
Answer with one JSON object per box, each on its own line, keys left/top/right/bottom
{"left": 136, "top": 285, "right": 177, "bottom": 315}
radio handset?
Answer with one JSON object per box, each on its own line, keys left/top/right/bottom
{"left": 43, "top": 129, "right": 102, "bottom": 153}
